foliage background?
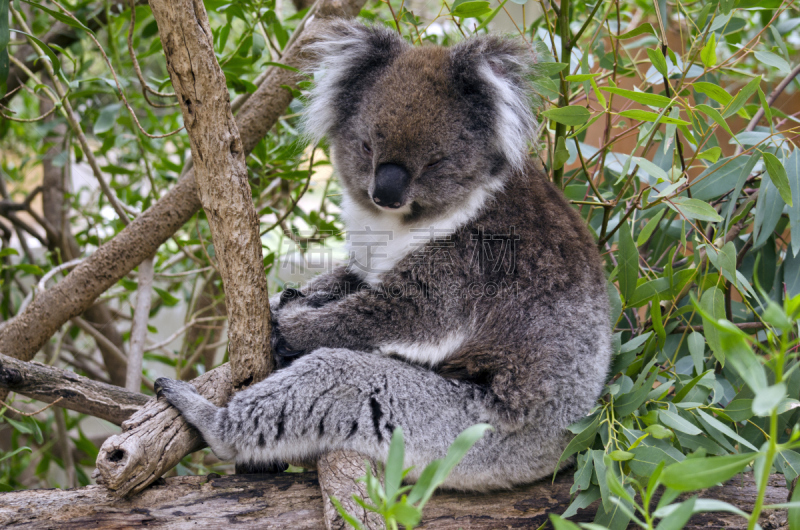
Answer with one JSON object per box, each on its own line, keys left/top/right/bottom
{"left": 1, "top": 0, "right": 800, "bottom": 527}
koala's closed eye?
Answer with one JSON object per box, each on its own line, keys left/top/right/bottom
{"left": 426, "top": 157, "right": 444, "bottom": 169}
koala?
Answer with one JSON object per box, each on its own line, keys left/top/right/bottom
{"left": 155, "top": 21, "right": 611, "bottom": 491}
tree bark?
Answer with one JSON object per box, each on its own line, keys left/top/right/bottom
{"left": 0, "top": 351, "right": 148, "bottom": 425}
{"left": 149, "top": 0, "right": 272, "bottom": 390}
{"left": 0, "top": 472, "right": 791, "bottom": 529}
{"left": 317, "top": 451, "right": 384, "bottom": 530}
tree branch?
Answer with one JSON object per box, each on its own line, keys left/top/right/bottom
{"left": 0, "top": 351, "right": 148, "bottom": 425}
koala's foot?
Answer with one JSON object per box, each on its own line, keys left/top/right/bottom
{"left": 155, "top": 377, "right": 238, "bottom": 461}
{"left": 154, "top": 377, "right": 201, "bottom": 412}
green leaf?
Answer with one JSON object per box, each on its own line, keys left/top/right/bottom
{"left": 687, "top": 332, "right": 706, "bottom": 376}
{"left": 724, "top": 398, "right": 754, "bottom": 422}
{"left": 700, "top": 33, "right": 717, "bottom": 67}
{"left": 609, "top": 450, "right": 634, "bottom": 461}
{"left": 9, "top": 29, "right": 68, "bottom": 86}
{"left": 572, "top": 451, "right": 594, "bottom": 494}
{"left": 660, "top": 453, "right": 754, "bottom": 492}
{"left": 550, "top": 514, "right": 582, "bottom": 530}
{"left": 385, "top": 427, "right": 405, "bottom": 502}
{"left": 790, "top": 475, "right": 800, "bottom": 530}
{"left": 763, "top": 152, "right": 794, "bottom": 207}
{"left": 717, "top": 321, "right": 767, "bottom": 392}
{"left": 604, "top": 455, "right": 634, "bottom": 503}
{"left": 700, "top": 287, "right": 726, "bottom": 363}
{"left": 646, "top": 48, "right": 669, "bottom": 78}
{"left": 19, "top": 0, "right": 95, "bottom": 36}
{"left": 154, "top": 287, "right": 180, "bottom": 307}
{"left": 695, "top": 104, "right": 734, "bottom": 137}
{"left": 330, "top": 496, "right": 365, "bottom": 530}
{"left": 637, "top": 209, "right": 666, "bottom": 246}
{"left": 722, "top": 76, "right": 762, "bottom": 119}
{"left": 553, "top": 136, "right": 569, "bottom": 170}
{"left": 693, "top": 82, "right": 733, "bottom": 107}
{"left": 601, "top": 87, "right": 672, "bottom": 108}
{"left": 655, "top": 497, "right": 696, "bottom": 530}
{"left": 674, "top": 370, "right": 713, "bottom": 403}
{"left": 618, "top": 222, "right": 638, "bottom": 303}
{"left": 659, "top": 409, "right": 702, "bottom": 435}
{"left": 754, "top": 50, "right": 790, "bottom": 74}
{"left": 94, "top": 103, "right": 121, "bottom": 135}
{"left": 536, "top": 62, "right": 569, "bottom": 77}
{"left": 752, "top": 383, "right": 787, "bottom": 416}
{"left": 645, "top": 424, "right": 674, "bottom": 440}
{"left": 785, "top": 149, "right": 800, "bottom": 257}
{"left": 629, "top": 442, "right": 684, "bottom": 477}
{"left": 615, "top": 370, "right": 659, "bottom": 417}
{"left": 613, "top": 23, "right": 657, "bottom": 39}
{"left": 619, "top": 109, "right": 689, "bottom": 125}
{"left": 619, "top": 331, "right": 652, "bottom": 353}
{"left": 757, "top": 87, "right": 774, "bottom": 127}
{"left": 667, "top": 197, "right": 723, "bottom": 222}
{"left": 472, "top": 0, "right": 509, "bottom": 32}
{"left": 450, "top": 0, "right": 491, "bottom": 18}
{"left": 697, "top": 147, "right": 722, "bottom": 163}
{"left": 0, "top": 446, "right": 32, "bottom": 463}
{"left": 633, "top": 156, "right": 669, "bottom": 182}
{"left": 694, "top": 408, "right": 758, "bottom": 451}
{"left": 541, "top": 105, "right": 591, "bottom": 126}
{"left": 554, "top": 413, "right": 600, "bottom": 473}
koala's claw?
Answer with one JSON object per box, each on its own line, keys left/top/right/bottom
{"left": 154, "top": 377, "right": 169, "bottom": 399}
{"left": 155, "top": 377, "right": 200, "bottom": 408}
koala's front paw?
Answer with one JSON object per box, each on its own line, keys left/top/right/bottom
{"left": 271, "top": 326, "right": 308, "bottom": 370}
{"left": 155, "top": 377, "right": 201, "bottom": 413}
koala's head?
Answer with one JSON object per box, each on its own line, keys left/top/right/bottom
{"left": 304, "top": 21, "right": 537, "bottom": 222}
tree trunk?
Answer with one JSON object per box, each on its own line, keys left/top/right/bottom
{"left": 149, "top": 0, "right": 273, "bottom": 390}
{"left": 0, "top": 472, "right": 790, "bottom": 529}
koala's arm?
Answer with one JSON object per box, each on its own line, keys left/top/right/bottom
{"left": 271, "top": 266, "right": 365, "bottom": 311}
{"left": 275, "top": 277, "right": 457, "bottom": 355}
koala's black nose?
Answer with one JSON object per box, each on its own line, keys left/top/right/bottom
{"left": 373, "top": 163, "right": 410, "bottom": 209}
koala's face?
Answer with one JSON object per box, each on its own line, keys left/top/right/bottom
{"left": 304, "top": 23, "right": 536, "bottom": 222}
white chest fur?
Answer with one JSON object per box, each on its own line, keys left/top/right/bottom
{"left": 340, "top": 182, "right": 502, "bottom": 286}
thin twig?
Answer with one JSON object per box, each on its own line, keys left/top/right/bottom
{"left": 0, "top": 397, "right": 64, "bottom": 416}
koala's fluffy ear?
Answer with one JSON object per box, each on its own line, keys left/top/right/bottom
{"left": 303, "top": 21, "right": 408, "bottom": 142}
{"left": 450, "top": 37, "right": 538, "bottom": 173}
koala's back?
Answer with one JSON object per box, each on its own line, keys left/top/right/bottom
{"left": 426, "top": 166, "right": 611, "bottom": 430}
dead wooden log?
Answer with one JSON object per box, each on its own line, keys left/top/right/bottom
{"left": 0, "top": 472, "right": 791, "bottom": 529}
{"left": 93, "top": 364, "right": 232, "bottom": 495}
{"left": 0, "top": 351, "right": 148, "bottom": 425}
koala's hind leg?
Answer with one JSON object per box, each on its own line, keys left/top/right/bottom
{"left": 154, "top": 378, "right": 238, "bottom": 461}
{"left": 192, "top": 349, "right": 559, "bottom": 490}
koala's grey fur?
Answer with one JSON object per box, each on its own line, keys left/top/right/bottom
{"left": 156, "top": 21, "right": 611, "bottom": 490}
